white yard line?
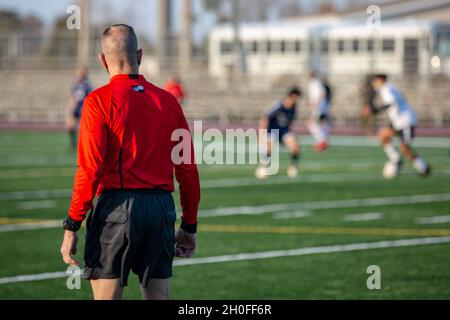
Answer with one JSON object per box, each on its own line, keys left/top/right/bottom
{"left": 343, "top": 212, "right": 383, "bottom": 222}
{"left": 2, "top": 193, "right": 450, "bottom": 233}
{"left": 1, "top": 135, "right": 448, "bottom": 168}
{"left": 0, "top": 220, "right": 60, "bottom": 233}
{"left": 2, "top": 135, "right": 448, "bottom": 150}
{"left": 0, "top": 173, "right": 382, "bottom": 201}
{"left": 201, "top": 172, "right": 383, "bottom": 188}
{"left": 318, "top": 136, "right": 450, "bottom": 148}
{"left": 3, "top": 168, "right": 450, "bottom": 201}
{"left": 0, "top": 189, "right": 71, "bottom": 201}
{"left": 18, "top": 200, "right": 57, "bottom": 210}
{"left": 273, "top": 210, "right": 311, "bottom": 219}
{"left": 0, "top": 156, "right": 74, "bottom": 168}
{"left": 200, "top": 193, "right": 450, "bottom": 217}
{"left": 194, "top": 135, "right": 450, "bottom": 149}
{"left": 1, "top": 194, "right": 450, "bottom": 233}
{"left": 0, "top": 272, "right": 68, "bottom": 285}
{"left": 0, "top": 168, "right": 74, "bottom": 179}
{"left": 0, "top": 162, "right": 382, "bottom": 180}
{"left": 415, "top": 215, "right": 450, "bottom": 225}
{"left": 1, "top": 236, "right": 450, "bottom": 285}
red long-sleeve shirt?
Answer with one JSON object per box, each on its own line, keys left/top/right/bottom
{"left": 68, "top": 74, "right": 200, "bottom": 226}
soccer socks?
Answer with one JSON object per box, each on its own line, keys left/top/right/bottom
{"left": 384, "top": 144, "right": 429, "bottom": 176}
{"left": 383, "top": 143, "right": 400, "bottom": 163}
{"left": 308, "top": 122, "right": 326, "bottom": 143}
{"left": 322, "top": 123, "right": 330, "bottom": 141}
{"left": 412, "top": 157, "right": 427, "bottom": 174}
{"left": 291, "top": 152, "right": 299, "bottom": 166}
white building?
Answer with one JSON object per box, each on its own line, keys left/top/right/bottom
{"left": 208, "top": 0, "right": 450, "bottom": 77}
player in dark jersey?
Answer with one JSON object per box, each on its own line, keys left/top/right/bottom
{"left": 256, "top": 87, "right": 301, "bottom": 178}
{"left": 66, "top": 67, "right": 92, "bottom": 151}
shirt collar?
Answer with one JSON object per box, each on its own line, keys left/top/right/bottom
{"left": 110, "top": 74, "right": 145, "bottom": 82}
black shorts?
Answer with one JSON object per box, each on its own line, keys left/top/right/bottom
{"left": 268, "top": 128, "right": 292, "bottom": 143}
{"left": 83, "top": 189, "right": 176, "bottom": 287}
{"left": 392, "top": 126, "right": 415, "bottom": 145}
{"left": 317, "top": 113, "right": 329, "bottom": 121}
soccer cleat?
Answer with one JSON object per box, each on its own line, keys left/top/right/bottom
{"left": 383, "top": 159, "right": 402, "bottom": 179}
{"left": 314, "top": 141, "right": 329, "bottom": 152}
{"left": 413, "top": 157, "right": 430, "bottom": 177}
{"left": 255, "top": 166, "right": 269, "bottom": 179}
{"left": 287, "top": 165, "right": 298, "bottom": 178}
{"left": 397, "top": 159, "right": 404, "bottom": 173}
{"left": 419, "top": 164, "right": 431, "bottom": 177}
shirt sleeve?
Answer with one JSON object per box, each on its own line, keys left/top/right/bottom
{"left": 68, "top": 95, "right": 108, "bottom": 222}
{"left": 174, "top": 105, "right": 201, "bottom": 232}
{"left": 265, "top": 103, "right": 282, "bottom": 120}
{"left": 308, "top": 81, "right": 324, "bottom": 106}
{"left": 380, "top": 86, "right": 395, "bottom": 106}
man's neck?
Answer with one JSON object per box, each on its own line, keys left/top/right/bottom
{"left": 108, "top": 66, "right": 139, "bottom": 78}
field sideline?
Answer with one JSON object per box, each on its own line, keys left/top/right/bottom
{"left": 0, "top": 131, "right": 449, "bottom": 299}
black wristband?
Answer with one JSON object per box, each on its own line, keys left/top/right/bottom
{"left": 180, "top": 221, "right": 197, "bottom": 234}
{"left": 63, "top": 217, "right": 82, "bottom": 232}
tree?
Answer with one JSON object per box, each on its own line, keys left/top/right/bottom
{"left": 202, "top": 0, "right": 303, "bottom": 22}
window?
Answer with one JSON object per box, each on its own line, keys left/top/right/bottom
{"left": 220, "top": 41, "right": 232, "bottom": 54}
{"left": 337, "top": 39, "right": 345, "bottom": 53}
{"left": 352, "top": 39, "right": 359, "bottom": 52}
{"left": 280, "top": 40, "right": 286, "bottom": 53}
{"left": 251, "top": 41, "right": 258, "bottom": 53}
{"left": 367, "top": 39, "right": 374, "bottom": 52}
{"left": 320, "top": 39, "right": 329, "bottom": 53}
{"left": 294, "top": 40, "right": 301, "bottom": 52}
{"left": 382, "top": 39, "right": 395, "bottom": 52}
{"left": 435, "top": 30, "right": 450, "bottom": 55}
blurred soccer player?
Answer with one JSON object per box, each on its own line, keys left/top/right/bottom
{"left": 372, "top": 74, "right": 431, "bottom": 177}
{"left": 60, "top": 24, "right": 200, "bottom": 300}
{"left": 359, "top": 74, "right": 377, "bottom": 135}
{"left": 164, "top": 75, "right": 186, "bottom": 105}
{"left": 307, "top": 70, "right": 331, "bottom": 152}
{"left": 256, "top": 87, "right": 302, "bottom": 179}
{"left": 66, "top": 67, "right": 92, "bottom": 151}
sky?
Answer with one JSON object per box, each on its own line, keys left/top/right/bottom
{"left": 0, "top": 0, "right": 375, "bottom": 44}
{"left": 0, "top": 0, "right": 217, "bottom": 44}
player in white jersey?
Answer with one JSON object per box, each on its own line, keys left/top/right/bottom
{"left": 307, "top": 70, "right": 331, "bottom": 152}
{"left": 372, "top": 74, "right": 430, "bottom": 177}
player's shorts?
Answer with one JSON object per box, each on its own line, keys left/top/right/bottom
{"left": 83, "top": 189, "right": 176, "bottom": 287}
{"left": 72, "top": 104, "right": 83, "bottom": 119}
{"left": 311, "top": 101, "right": 330, "bottom": 121}
{"left": 268, "top": 128, "right": 294, "bottom": 144}
{"left": 311, "top": 111, "right": 329, "bottom": 122}
{"left": 391, "top": 125, "right": 416, "bottom": 145}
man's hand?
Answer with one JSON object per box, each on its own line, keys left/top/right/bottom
{"left": 175, "top": 228, "right": 196, "bottom": 258}
{"left": 60, "top": 230, "right": 80, "bottom": 266}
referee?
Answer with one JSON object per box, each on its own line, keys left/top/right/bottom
{"left": 60, "top": 24, "right": 200, "bottom": 300}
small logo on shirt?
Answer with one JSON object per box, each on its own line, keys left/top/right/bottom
{"left": 132, "top": 85, "right": 145, "bottom": 92}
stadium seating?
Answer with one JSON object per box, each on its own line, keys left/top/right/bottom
{"left": 0, "top": 68, "right": 448, "bottom": 127}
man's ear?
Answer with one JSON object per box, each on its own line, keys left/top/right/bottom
{"left": 137, "top": 49, "right": 143, "bottom": 66}
{"left": 98, "top": 53, "right": 109, "bottom": 72}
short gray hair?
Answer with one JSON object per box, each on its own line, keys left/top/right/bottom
{"left": 101, "top": 24, "right": 138, "bottom": 63}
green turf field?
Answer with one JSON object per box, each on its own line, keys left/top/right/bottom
{"left": 0, "top": 131, "right": 449, "bottom": 299}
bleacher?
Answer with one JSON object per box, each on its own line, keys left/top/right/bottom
{"left": 0, "top": 68, "right": 449, "bottom": 127}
